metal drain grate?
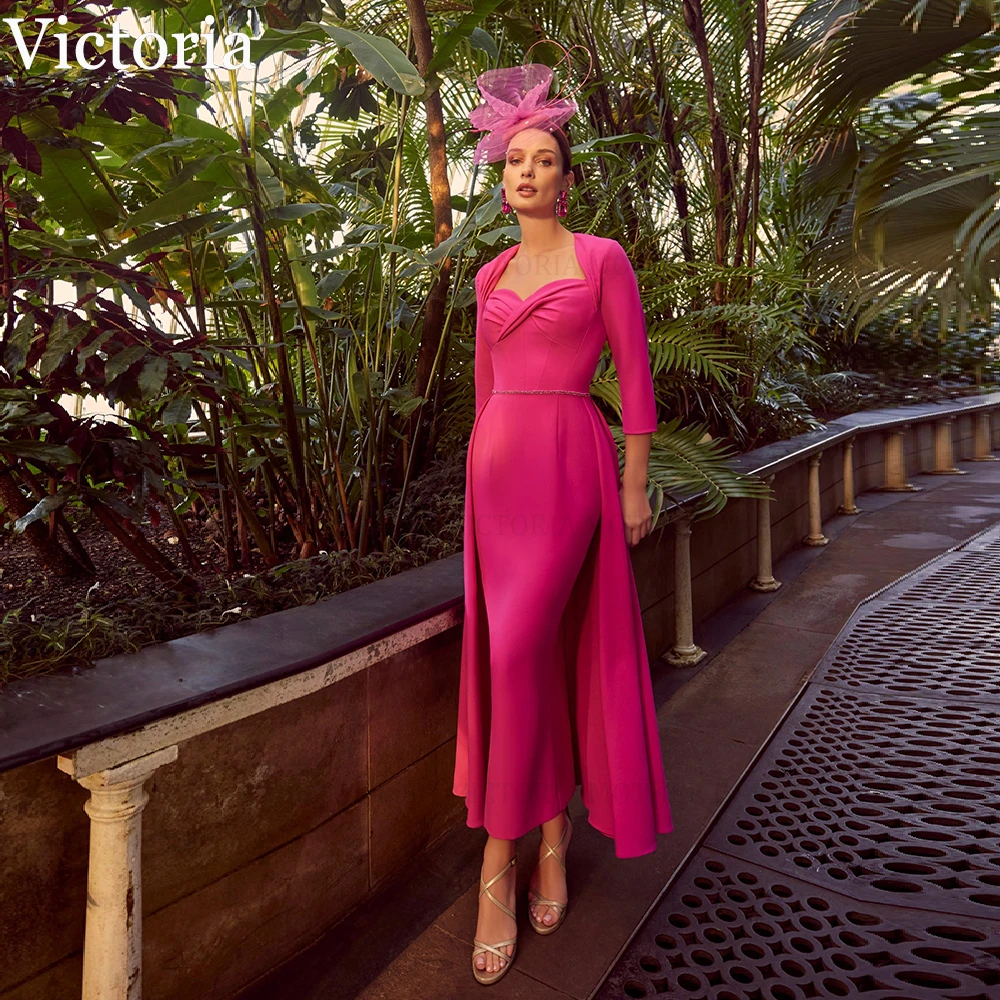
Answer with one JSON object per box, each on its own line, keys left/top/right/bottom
{"left": 594, "top": 517, "right": 1000, "bottom": 1000}
{"left": 597, "top": 849, "right": 1000, "bottom": 1000}
{"left": 886, "top": 553, "right": 1000, "bottom": 607}
{"left": 815, "top": 601, "right": 1000, "bottom": 702}
{"left": 702, "top": 686, "right": 1000, "bottom": 919}
{"left": 813, "top": 550, "right": 1000, "bottom": 702}
{"left": 960, "top": 525, "right": 1000, "bottom": 553}
{"left": 963, "top": 534, "right": 1000, "bottom": 555}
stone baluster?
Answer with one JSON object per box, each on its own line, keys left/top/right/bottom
{"left": 931, "top": 416, "right": 965, "bottom": 474}
{"left": 58, "top": 746, "right": 178, "bottom": 1000}
{"left": 838, "top": 437, "right": 862, "bottom": 515}
{"left": 803, "top": 453, "right": 829, "bottom": 546}
{"left": 970, "top": 410, "right": 999, "bottom": 462}
{"left": 879, "top": 425, "right": 921, "bottom": 491}
{"left": 665, "top": 516, "right": 707, "bottom": 667}
{"left": 749, "top": 475, "right": 781, "bottom": 592}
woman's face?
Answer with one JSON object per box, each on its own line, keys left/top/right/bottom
{"left": 502, "top": 127, "right": 570, "bottom": 217}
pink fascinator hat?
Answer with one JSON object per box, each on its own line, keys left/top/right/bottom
{"left": 468, "top": 42, "right": 593, "bottom": 166}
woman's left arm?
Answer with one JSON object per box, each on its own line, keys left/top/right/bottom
{"left": 599, "top": 239, "right": 658, "bottom": 547}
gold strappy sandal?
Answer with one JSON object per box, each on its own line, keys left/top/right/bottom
{"left": 472, "top": 854, "right": 518, "bottom": 985}
{"left": 527, "top": 810, "right": 572, "bottom": 935}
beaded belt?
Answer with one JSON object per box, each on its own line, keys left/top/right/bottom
{"left": 492, "top": 389, "right": 590, "bottom": 397}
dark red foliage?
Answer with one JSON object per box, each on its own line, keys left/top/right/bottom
{"left": 0, "top": 0, "right": 204, "bottom": 174}
{"left": 0, "top": 2, "right": 233, "bottom": 586}
{"left": 0, "top": 127, "right": 41, "bottom": 174}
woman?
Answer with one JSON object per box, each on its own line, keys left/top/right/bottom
{"left": 452, "top": 61, "right": 673, "bottom": 985}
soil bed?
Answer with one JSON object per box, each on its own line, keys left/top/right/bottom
{"left": 0, "top": 454, "right": 466, "bottom": 684}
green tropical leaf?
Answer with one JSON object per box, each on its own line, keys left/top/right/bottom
{"left": 0, "top": 440, "right": 79, "bottom": 466}
{"left": 39, "top": 313, "right": 86, "bottom": 379}
{"left": 248, "top": 25, "right": 326, "bottom": 63}
{"left": 2, "top": 314, "right": 35, "bottom": 375}
{"left": 171, "top": 113, "right": 240, "bottom": 151}
{"left": 33, "top": 146, "right": 120, "bottom": 234}
{"left": 162, "top": 395, "right": 192, "bottom": 426}
{"left": 425, "top": 0, "right": 507, "bottom": 78}
{"left": 139, "top": 356, "right": 169, "bottom": 398}
{"left": 123, "top": 180, "right": 221, "bottom": 228}
{"left": 780, "top": 0, "right": 994, "bottom": 134}
{"left": 320, "top": 25, "right": 425, "bottom": 96}
{"left": 105, "top": 344, "right": 149, "bottom": 381}
{"left": 618, "top": 418, "right": 771, "bottom": 519}
{"left": 104, "top": 210, "right": 230, "bottom": 264}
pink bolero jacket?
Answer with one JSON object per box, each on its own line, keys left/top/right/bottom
{"left": 471, "top": 231, "right": 659, "bottom": 436}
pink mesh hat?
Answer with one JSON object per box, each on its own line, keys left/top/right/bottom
{"left": 468, "top": 43, "right": 592, "bottom": 166}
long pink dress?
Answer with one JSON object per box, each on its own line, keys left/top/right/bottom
{"left": 451, "top": 231, "right": 673, "bottom": 859}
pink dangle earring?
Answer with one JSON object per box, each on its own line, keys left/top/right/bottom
{"left": 501, "top": 188, "right": 513, "bottom": 214}
{"left": 556, "top": 189, "right": 568, "bottom": 217}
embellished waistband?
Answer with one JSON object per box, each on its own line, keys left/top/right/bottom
{"left": 491, "top": 389, "right": 590, "bottom": 397}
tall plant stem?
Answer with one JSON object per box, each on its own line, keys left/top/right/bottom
{"left": 85, "top": 496, "right": 199, "bottom": 592}
{"left": 229, "top": 106, "right": 314, "bottom": 542}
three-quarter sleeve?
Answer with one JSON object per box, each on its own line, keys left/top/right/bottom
{"left": 599, "top": 239, "right": 659, "bottom": 435}
{"left": 474, "top": 268, "right": 494, "bottom": 419}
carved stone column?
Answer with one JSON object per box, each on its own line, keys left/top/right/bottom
{"left": 970, "top": 411, "right": 999, "bottom": 462}
{"left": 58, "top": 746, "right": 178, "bottom": 1000}
{"left": 930, "top": 417, "right": 965, "bottom": 474}
{"left": 664, "top": 516, "right": 707, "bottom": 667}
{"left": 879, "top": 426, "right": 921, "bottom": 491}
{"left": 837, "top": 437, "right": 862, "bottom": 515}
{"left": 803, "top": 453, "right": 829, "bottom": 546}
{"left": 749, "top": 476, "right": 781, "bottom": 592}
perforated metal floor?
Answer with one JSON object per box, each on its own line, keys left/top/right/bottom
{"left": 594, "top": 523, "right": 1000, "bottom": 1000}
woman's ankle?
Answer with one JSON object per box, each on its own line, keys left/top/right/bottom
{"left": 540, "top": 809, "right": 569, "bottom": 837}
{"left": 482, "top": 836, "right": 515, "bottom": 873}
{"left": 484, "top": 835, "right": 515, "bottom": 853}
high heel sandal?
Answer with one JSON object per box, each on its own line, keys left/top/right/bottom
{"left": 472, "top": 854, "right": 518, "bottom": 985}
{"left": 527, "top": 810, "right": 572, "bottom": 935}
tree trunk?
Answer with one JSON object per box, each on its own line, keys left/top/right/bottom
{"left": 733, "top": 0, "right": 766, "bottom": 274}
{"left": 405, "top": 0, "right": 454, "bottom": 472}
{"left": 682, "top": 0, "right": 734, "bottom": 310}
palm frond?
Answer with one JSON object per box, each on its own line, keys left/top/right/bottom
{"left": 612, "top": 417, "right": 772, "bottom": 520}
{"left": 778, "top": 0, "right": 995, "bottom": 138}
{"left": 645, "top": 321, "right": 743, "bottom": 388}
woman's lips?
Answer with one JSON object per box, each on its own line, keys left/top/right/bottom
{"left": 517, "top": 186, "right": 536, "bottom": 193}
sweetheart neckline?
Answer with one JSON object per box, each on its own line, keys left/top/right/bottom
{"left": 489, "top": 277, "right": 588, "bottom": 304}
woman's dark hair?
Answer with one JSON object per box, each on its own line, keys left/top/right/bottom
{"left": 551, "top": 126, "right": 573, "bottom": 176}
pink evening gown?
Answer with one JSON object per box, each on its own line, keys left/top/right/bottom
{"left": 451, "top": 230, "right": 674, "bottom": 859}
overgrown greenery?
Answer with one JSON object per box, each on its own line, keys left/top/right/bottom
{"left": 780, "top": 0, "right": 1000, "bottom": 331}
{"left": 0, "top": 451, "right": 467, "bottom": 682}
{"left": 1, "top": 0, "right": 997, "bottom": 680}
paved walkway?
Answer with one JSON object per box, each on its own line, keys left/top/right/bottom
{"left": 235, "top": 460, "right": 1000, "bottom": 1000}
{"left": 598, "top": 500, "right": 1000, "bottom": 998}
